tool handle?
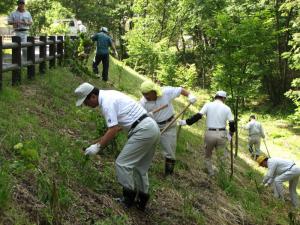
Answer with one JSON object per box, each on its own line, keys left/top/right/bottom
{"left": 152, "top": 104, "right": 168, "bottom": 114}
{"left": 161, "top": 102, "right": 192, "bottom": 134}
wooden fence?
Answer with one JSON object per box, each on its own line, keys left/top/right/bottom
{"left": 0, "top": 35, "right": 67, "bottom": 91}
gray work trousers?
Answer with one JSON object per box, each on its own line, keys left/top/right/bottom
{"left": 116, "top": 117, "right": 160, "bottom": 193}
{"left": 15, "top": 31, "right": 28, "bottom": 60}
{"left": 204, "top": 130, "right": 228, "bottom": 176}
{"left": 272, "top": 166, "right": 300, "bottom": 207}
{"left": 158, "top": 122, "right": 177, "bottom": 159}
{"left": 248, "top": 135, "right": 261, "bottom": 156}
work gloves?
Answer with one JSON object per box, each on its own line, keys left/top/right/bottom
{"left": 178, "top": 120, "right": 187, "bottom": 126}
{"left": 85, "top": 143, "right": 101, "bottom": 155}
{"left": 188, "top": 94, "right": 197, "bottom": 104}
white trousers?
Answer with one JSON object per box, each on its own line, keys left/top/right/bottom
{"left": 273, "top": 166, "right": 300, "bottom": 207}
{"left": 115, "top": 117, "right": 160, "bottom": 193}
{"left": 159, "top": 122, "right": 177, "bottom": 159}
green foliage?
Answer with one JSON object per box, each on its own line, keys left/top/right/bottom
{"left": 280, "top": 0, "right": 300, "bottom": 70}
{"left": 173, "top": 64, "right": 197, "bottom": 88}
{"left": 27, "top": 0, "right": 73, "bottom": 35}
{"left": 0, "top": 0, "right": 14, "bottom": 14}
{"left": 64, "top": 35, "right": 94, "bottom": 77}
{"left": 285, "top": 78, "right": 300, "bottom": 125}
{"left": 0, "top": 168, "right": 11, "bottom": 210}
{"left": 13, "top": 141, "right": 39, "bottom": 170}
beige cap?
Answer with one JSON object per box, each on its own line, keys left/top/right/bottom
{"left": 74, "top": 82, "right": 94, "bottom": 106}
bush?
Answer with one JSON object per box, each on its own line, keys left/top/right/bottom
{"left": 285, "top": 78, "right": 300, "bottom": 125}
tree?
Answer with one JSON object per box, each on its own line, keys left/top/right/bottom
{"left": 0, "top": 0, "right": 14, "bottom": 15}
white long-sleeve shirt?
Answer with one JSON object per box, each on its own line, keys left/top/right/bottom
{"left": 263, "top": 158, "right": 296, "bottom": 185}
{"left": 140, "top": 86, "right": 182, "bottom": 123}
{"left": 244, "top": 119, "right": 265, "bottom": 138}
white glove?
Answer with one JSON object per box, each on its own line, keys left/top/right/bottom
{"left": 147, "top": 111, "right": 154, "bottom": 118}
{"left": 85, "top": 143, "right": 101, "bottom": 155}
{"left": 188, "top": 94, "right": 197, "bottom": 104}
{"left": 178, "top": 120, "right": 187, "bottom": 126}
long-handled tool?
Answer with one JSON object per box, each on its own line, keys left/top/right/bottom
{"left": 151, "top": 104, "right": 168, "bottom": 114}
{"left": 263, "top": 138, "right": 271, "bottom": 157}
{"left": 161, "top": 102, "right": 192, "bottom": 134}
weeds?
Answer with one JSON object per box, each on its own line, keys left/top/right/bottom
{"left": 0, "top": 168, "right": 11, "bottom": 211}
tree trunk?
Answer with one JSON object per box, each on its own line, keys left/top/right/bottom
{"left": 234, "top": 97, "right": 239, "bottom": 158}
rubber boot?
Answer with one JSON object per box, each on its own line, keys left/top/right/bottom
{"left": 118, "top": 187, "right": 136, "bottom": 208}
{"left": 136, "top": 192, "right": 150, "bottom": 211}
{"left": 165, "top": 158, "right": 175, "bottom": 176}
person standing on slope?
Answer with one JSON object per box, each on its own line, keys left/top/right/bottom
{"left": 91, "top": 27, "right": 118, "bottom": 81}
{"left": 140, "top": 81, "right": 197, "bottom": 176}
{"left": 178, "top": 91, "right": 235, "bottom": 177}
{"left": 244, "top": 115, "right": 265, "bottom": 159}
{"left": 75, "top": 82, "right": 160, "bottom": 211}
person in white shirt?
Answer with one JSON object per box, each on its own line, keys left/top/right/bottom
{"left": 8, "top": 0, "right": 33, "bottom": 59}
{"left": 178, "top": 91, "right": 235, "bottom": 176}
{"left": 257, "top": 155, "right": 300, "bottom": 208}
{"left": 244, "top": 115, "right": 265, "bottom": 158}
{"left": 75, "top": 82, "right": 160, "bottom": 211}
{"left": 140, "top": 81, "right": 197, "bottom": 176}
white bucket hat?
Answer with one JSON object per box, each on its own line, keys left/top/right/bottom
{"left": 101, "top": 27, "right": 108, "bottom": 33}
{"left": 215, "top": 90, "right": 227, "bottom": 98}
{"left": 74, "top": 82, "right": 94, "bottom": 106}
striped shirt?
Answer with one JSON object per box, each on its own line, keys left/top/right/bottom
{"left": 98, "top": 90, "right": 146, "bottom": 131}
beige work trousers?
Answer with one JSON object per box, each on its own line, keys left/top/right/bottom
{"left": 158, "top": 122, "right": 177, "bottom": 159}
{"left": 116, "top": 117, "right": 160, "bottom": 193}
{"left": 204, "top": 130, "right": 228, "bottom": 175}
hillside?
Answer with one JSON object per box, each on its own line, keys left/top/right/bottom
{"left": 0, "top": 59, "right": 299, "bottom": 225}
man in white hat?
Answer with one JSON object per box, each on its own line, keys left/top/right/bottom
{"left": 91, "top": 26, "right": 118, "bottom": 81}
{"left": 244, "top": 115, "right": 265, "bottom": 158}
{"left": 75, "top": 82, "right": 160, "bottom": 211}
{"left": 257, "top": 155, "right": 300, "bottom": 208}
{"left": 139, "top": 81, "right": 197, "bottom": 176}
{"left": 178, "top": 91, "right": 235, "bottom": 176}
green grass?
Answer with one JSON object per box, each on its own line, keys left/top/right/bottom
{"left": 0, "top": 57, "right": 299, "bottom": 224}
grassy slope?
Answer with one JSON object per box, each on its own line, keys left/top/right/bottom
{"left": 0, "top": 58, "right": 299, "bottom": 225}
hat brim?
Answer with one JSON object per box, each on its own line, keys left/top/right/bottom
{"left": 76, "top": 97, "right": 86, "bottom": 106}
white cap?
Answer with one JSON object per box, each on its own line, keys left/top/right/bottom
{"left": 101, "top": 27, "right": 108, "bottom": 33}
{"left": 215, "top": 90, "right": 227, "bottom": 98}
{"left": 74, "top": 82, "right": 94, "bottom": 106}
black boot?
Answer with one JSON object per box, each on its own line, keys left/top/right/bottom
{"left": 118, "top": 187, "right": 136, "bottom": 208}
{"left": 165, "top": 158, "right": 176, "bottom": 176}
{"left": 136, "top": 192, "right": 150, "bottom": 211}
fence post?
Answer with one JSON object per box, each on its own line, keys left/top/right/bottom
{"left": 27, "top": 36, "right": 35, "bottom": 79}
{"left": 49, "top": 36, "right": 56, "bottom": 68}
{"left": 0, "top": 37, "right": 2, "bottom": 90}
{"left": 57, "top": 36, "right": 64, "bottom": 66}
{"left": 12, "top": 36, "right": 21, "bottom": 85}
{"left": 39, "top": 36, "right": 46, "bottom": 74}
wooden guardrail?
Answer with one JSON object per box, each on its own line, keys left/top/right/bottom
{"left": 0, "top": 35, "right": 70, "bottom": 90}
